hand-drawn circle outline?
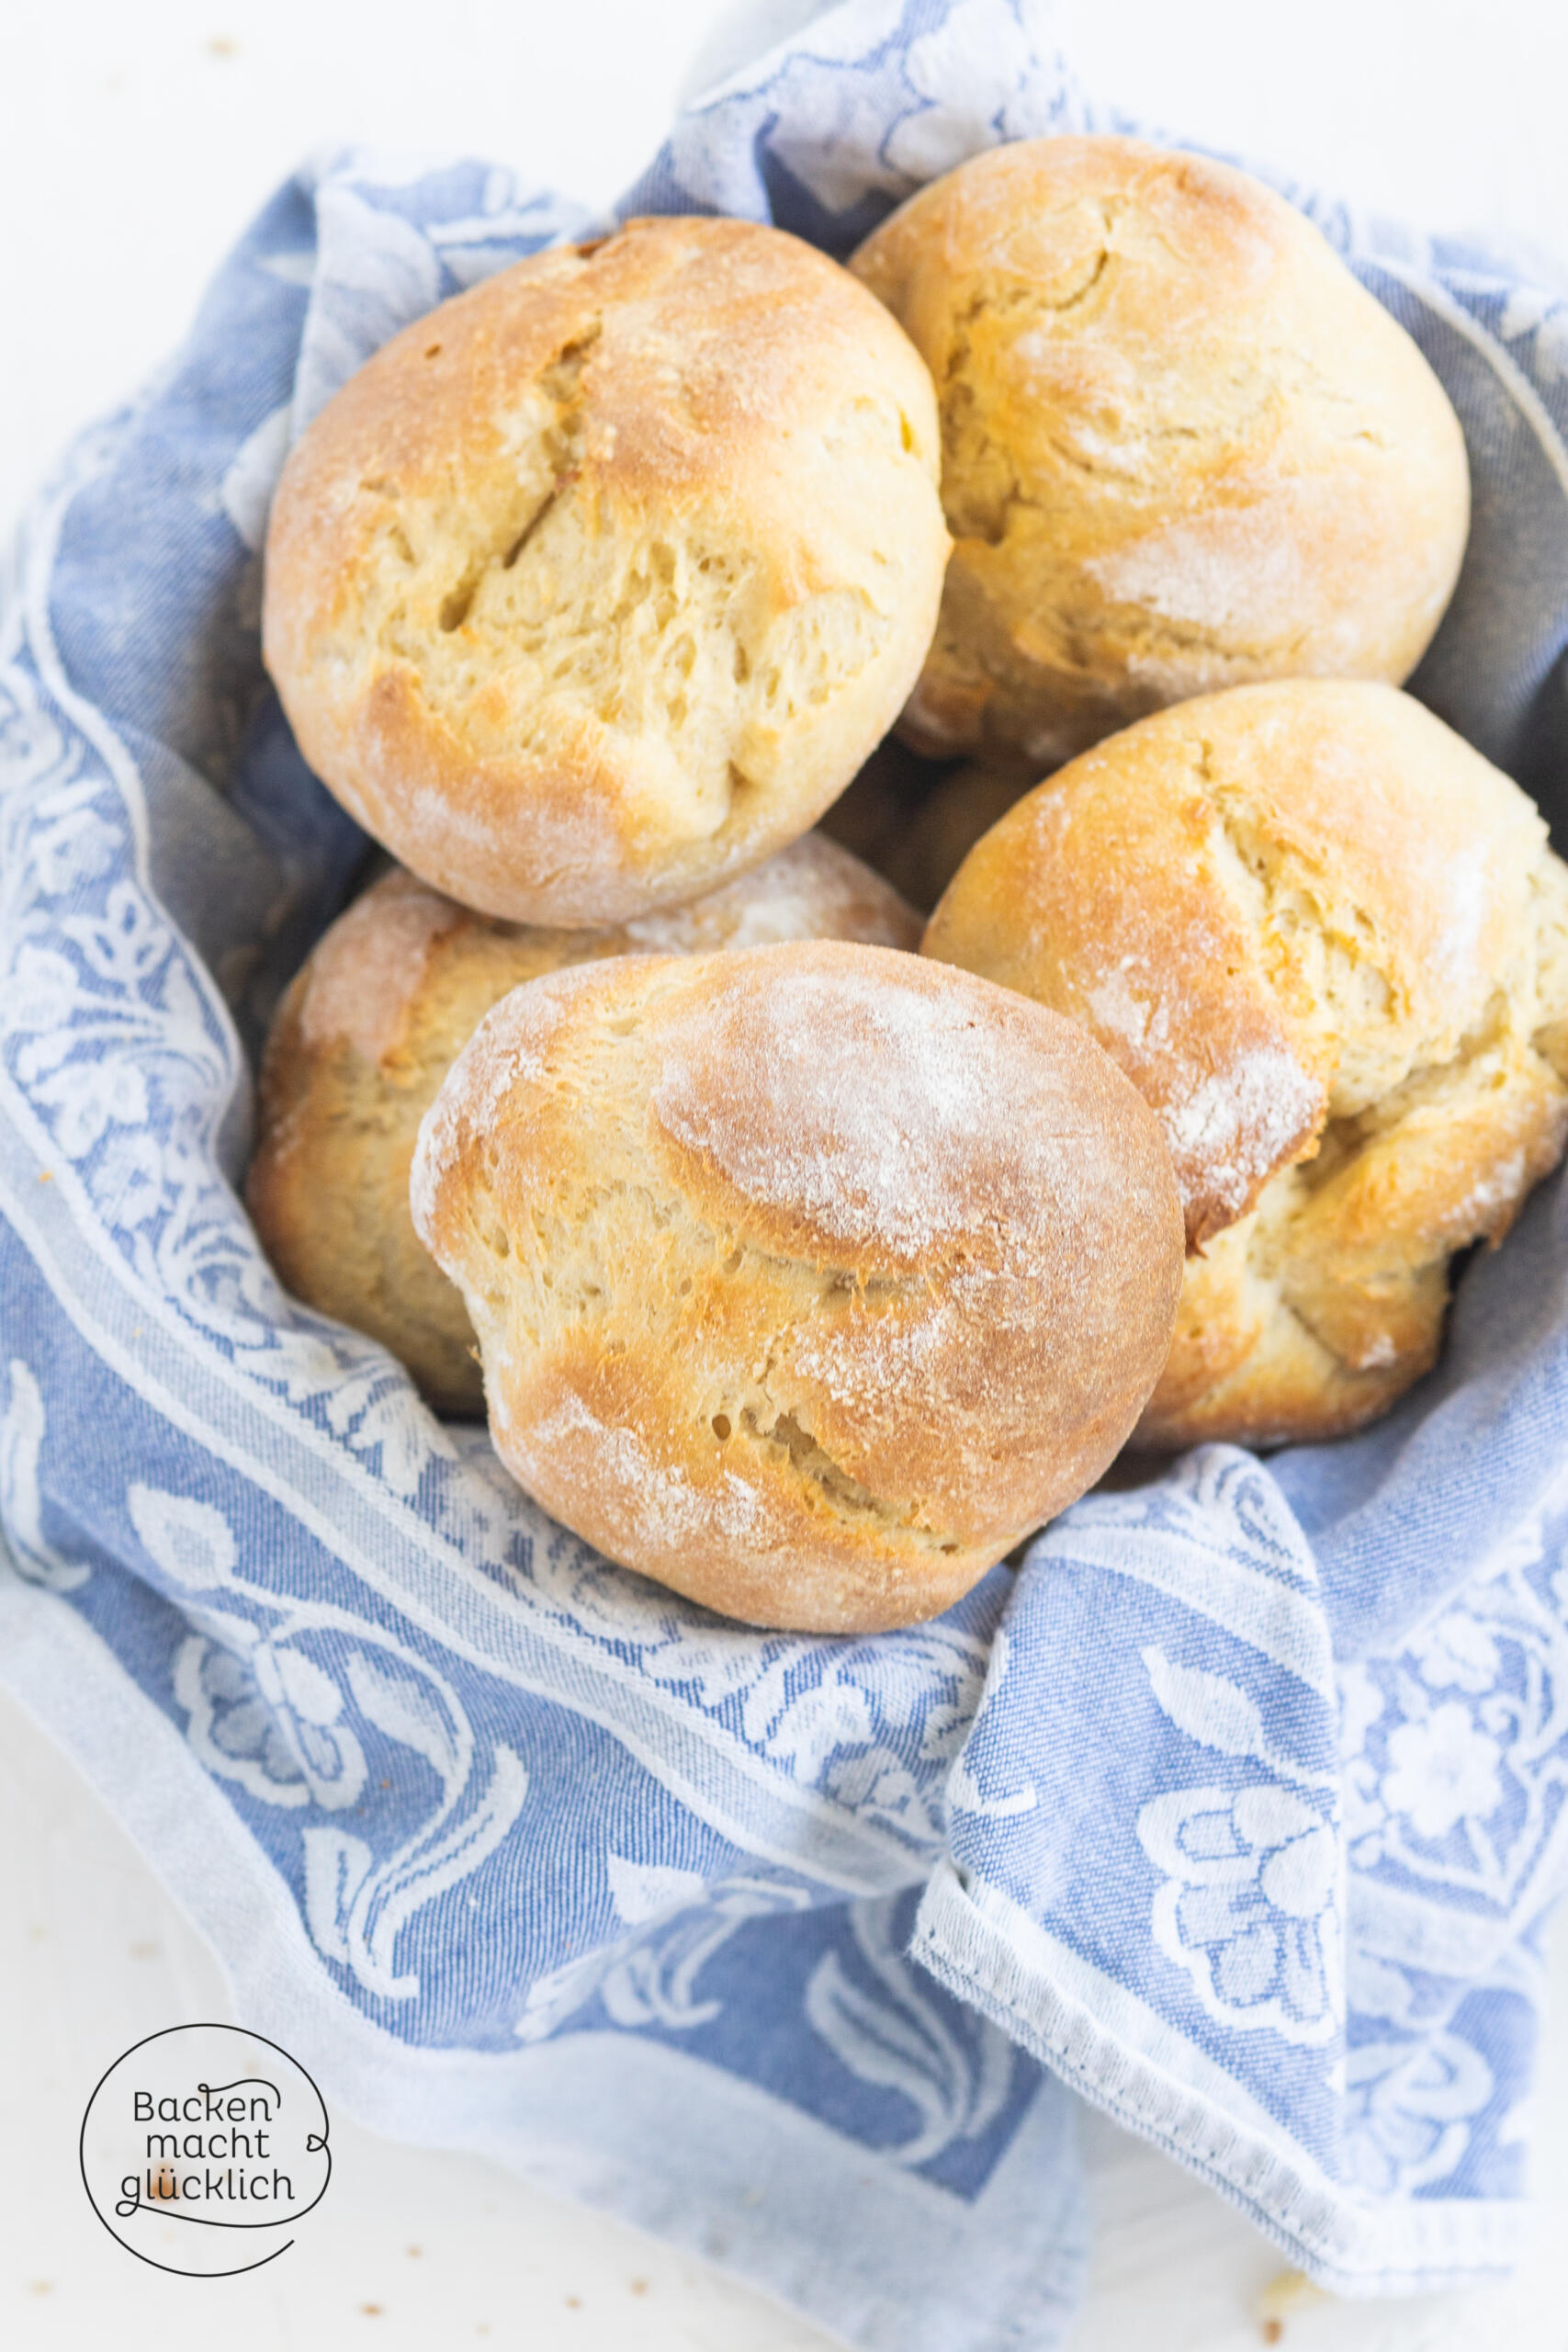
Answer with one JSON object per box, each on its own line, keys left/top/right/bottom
{"left": 79, "top": 2021, "right": 333, "bottom": 2278}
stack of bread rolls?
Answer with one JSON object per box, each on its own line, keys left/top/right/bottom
{"left": 250, "top": 139, "right": 1568, "bottom": 1633}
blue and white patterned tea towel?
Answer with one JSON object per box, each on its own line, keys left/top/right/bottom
{"left": 5, "top": 3, "right": 1568, "bottom": 2343}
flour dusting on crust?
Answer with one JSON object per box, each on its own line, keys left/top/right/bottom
{"left": 1162, "top": 1046, "right": 1325, "bottom": 1227}
{"left": 1087, "top": 501, "right": 1311, "bottom": 639}
{"left": 524, "top": 1389, "right": 765, "bottom": 1554}
{"left": 622, "top": 833, "right": 917, "bottom": 956}
{"left": 410, "top": 959, "right": 636, "bottom": 1243}
{"left": 649, "top": 950, "right": 1098, "bottom": 1266}
{"left": 299, "top": 874, "right": 459, "bottom": 1063}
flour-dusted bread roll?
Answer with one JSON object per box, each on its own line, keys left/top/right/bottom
{"left": 411, "top": 942, "right": 1183, "bottom": 1630}
{"left": 851, "top": 137, "right": 1470, "bottom": 772}
{"left": 264, "top": 217, "right": 950, "bottom": 925}
{"left": 924, "top": 681, "right": 1568, "bottom": 1446}
{"left": 247, "top": 837, "right": 919, "bottom": 1414}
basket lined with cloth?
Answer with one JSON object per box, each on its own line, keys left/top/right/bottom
{"left": 5, "top": 3, "right": 1568, "bottom": 2343}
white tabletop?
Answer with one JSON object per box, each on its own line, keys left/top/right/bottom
{"left": 4, "top": 4, "right": 1567, "bottom": 2346}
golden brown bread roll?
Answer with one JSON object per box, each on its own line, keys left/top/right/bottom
{"left": 264, "top": 217, "right": 950, "bottom": 926}
{"left": 851, "top": 137, "right": 1470, "bottom": 772}
{"left": 923, "top": 681, "right": 1568, "bottom": 1447}
{"left": 411, "top": 942, "right": 1184, "bottom": 1630}
{"left": 247, "top": 836, "right": 920, "bottom": 1413}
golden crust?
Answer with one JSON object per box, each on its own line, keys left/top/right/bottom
{"left": 411, "top": 942, "right": 1184, "bottom": 1631}
{"left": 923, "top": 679, "right": 1568, "bottom": 1447}
{"left": 851, "top": 136, "right": 1471, "bottom": 769}
{"left": 245, "top": 838, "right": 921, "bottom": 1414}
{"left": 263, "top": 217, "right": 950, "bottom": 924}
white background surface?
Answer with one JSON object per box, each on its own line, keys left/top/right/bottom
{"left": 4, "top": 4, "right": 1568, "bottom": 2347}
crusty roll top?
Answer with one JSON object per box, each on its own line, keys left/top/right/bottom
{"left": 925, "top": 681, "right": 1565, "bottom": 1250}
{"left": 924, "top": 678, "right": 1568, "bottom": 1447}
{"left": 264, "top": 216, "right": 950, "bottom": 925}
{"left": 411, "top": 941, "right": 1184, "bottom": 1630}
{"left": 851, "top": 136, "right": 1470, "bottom": 769}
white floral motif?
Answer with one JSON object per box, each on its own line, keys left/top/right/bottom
{"left": 302, "top": 1733, "right": 528, "bottom": 2001}
{"left": 0, "top": 663, "right": 243, "bottom": 1340}
{"left": 1407, "top": 1613, "right": 1503, "bottom": 1698}
{"left": 29, "top": 1054, "right": 149, "bottom": 1154}
{"left": 1342, "top": 2033, "right": 1494, "bottom": 2197}
{"left": 132, "top": 1477, "right": 527, "bottom": 1998}
{"left": 1342, "top": 1480, "right": 1568, "bottom": 1908}
{"left": 1339, "top": 1663, "right": 1387, "bottom": 1758}
{"left": 1068, "top": 1443, "right": 1319, "bottom": 1577}
{"left": 1140, "top": 1782, "right": 1340, "bottom": 2041}
{"left": 1382, "top": 1704, "right": 1505, "bottom": 1842}
{"left": 0, "top": 650, "right": 468, "bottom": 1509}
{"left": 486, "top": 1519, "right": 991, "bottom": 1838}
{"left": 7, "top": 944, "right": 83, "bottom": 1032}
{"left": 0, "top": 688, "right": 80, "bottom": 803}
{"left": 174, "top": 1626, "right": 367, "bottom": 1811}
{"left": 1137, "top": 1647, "right": 1340, "bottom": 2043}
{"left": 86, "top": 1128, "right": 164, "bottom": 1228}
{"left": 0, "top": 1359, "right": 90, "bottom": 1591}
{"left": 804, "top": 1894, "right": 1016, "bottom": 2166}
{"left": 514, "top": 1858, "right": 814, "bottom": 2043}
{"left": 662, "top": 0, "right": 1083, "bottom": 225}
{"left": 827, "top": 1743, "right": 934, "bottom": 1837}
{"left": 129, "top": 1483, "right": 239, "bottom": 1587}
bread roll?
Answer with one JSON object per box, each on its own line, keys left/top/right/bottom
{"left": 411, "top": 942, "right": 1184, "bottom": 1630}
{"left": 264, "top": 217, "right": 950, "bottom": 925}
{"left": 851, "top": 137, "right": 1470, "bottom": 771}
{"left": 247, "top": 836, "right": 919, "bottom": 1413}
{"left": 924, "top": 681, "right": 1568, "bottom": 1446}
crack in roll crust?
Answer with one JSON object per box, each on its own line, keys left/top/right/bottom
{"left": 245, "top": 836, "right": 921, "bottom": 1414}
{"left": 263, "top": 216, "right": 950, "bottom": 925}
{"left": 850, "top": 136, "right": 1471, "bottom": 772}
{"left": 410, "top": 941, "right": 1184, "bottom": 1630}
{"left": 923, "top": 679, "right": 1568, "bottom": 1446}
